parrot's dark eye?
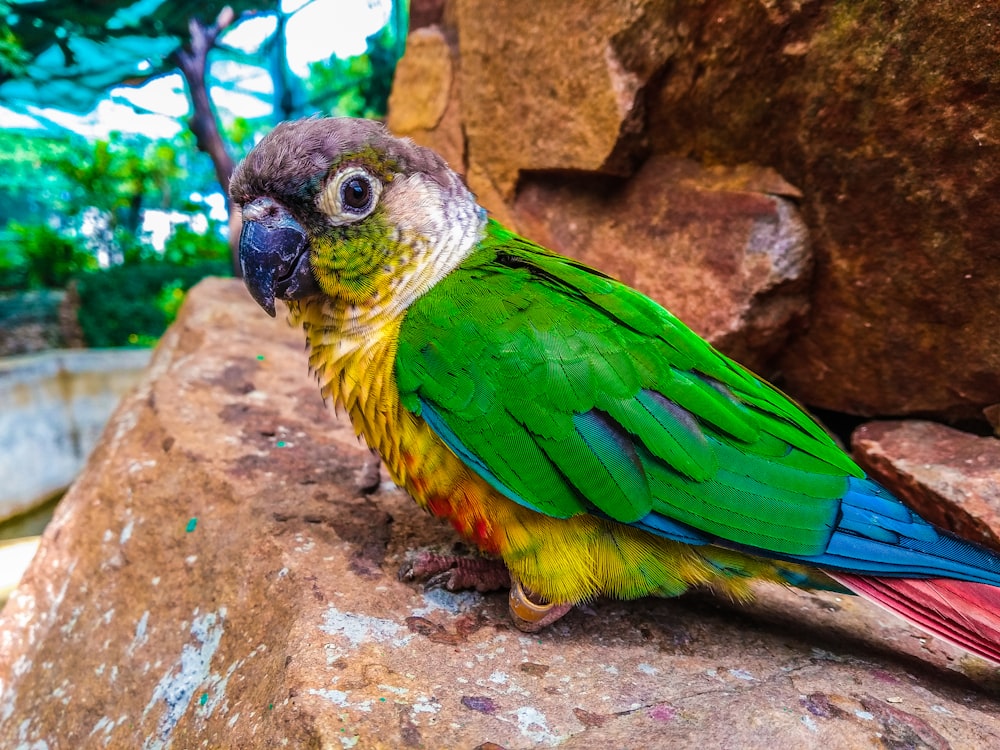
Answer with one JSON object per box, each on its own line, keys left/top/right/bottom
{"left": 320, "top": 166, "right": 382, "bottom": 224}
{"left": 342, "top": 176, "right": 373, "bottom": 213}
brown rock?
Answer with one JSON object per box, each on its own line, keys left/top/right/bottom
{"left": 644, "top": 2, "right": 1000, "bottom": 419}
{"left": 852, "top": 420, "right": 1000, "bottom": 551}
{"left": 408, "top": 0, "right": 446, "bottom": 30}
{"left": 387, "top": 25, "right": 465, "bottom": 176}
{"left": 2, "top": 280, "right": 1000, "bottom": 748}
{"left": 387, "top": 0, "right": 1000, "bottom": 421}
{"left": 455, "top": 0, "right": 679, "bottom": 199}
{"left": 387, "top": 27, "right": 453, "bottom": 135}
{"left": 387, "top": 24, "right": 488, "bottom": 221}
{"left": 984, "top": 405, "right": 1000, "bottom": 437}
{"left": 514, "top": 156, "right": 810, "bottom": 371}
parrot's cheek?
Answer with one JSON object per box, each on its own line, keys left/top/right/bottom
{"left": 239, "top": 199, "right": 319, "bottom": 316}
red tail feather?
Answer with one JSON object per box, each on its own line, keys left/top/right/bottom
{"left": 829, "top": 573, "right": 1000, "bottom": 665}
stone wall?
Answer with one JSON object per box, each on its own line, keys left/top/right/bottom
{"left": 0, "top": 289, "right": 84, "bottom": 357}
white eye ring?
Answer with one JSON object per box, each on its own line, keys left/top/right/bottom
{"left": 320, "top": 166, "right": 382, "bottom": 225}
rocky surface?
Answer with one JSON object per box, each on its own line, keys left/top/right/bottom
{"left": 853, "top": 421, "right": 1000, "bottom": 552}
{"left": 986, "top": 405, "right": 1000, "bottom": 437}
{"left": 455, "top": 1, "right": 669, "bottom": 202}
{"left": 386, "top": 26, "right": 463, "bottom": 177}
{"left": 1, "top": 279, "right": 1000, "bottom": 749}
{"left": 387, "top": 0, "right": 1000, "bottom": 422}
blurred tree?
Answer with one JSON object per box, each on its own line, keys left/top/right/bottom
{"left": 0, "top": 2, "right": 270, "bottom": 110}
{"left": 55, "top": 135, "right": 180, "bottom": 237}
{"left": 1, "top": 1, "right": 276, "bottom": 272}
{"left": 160, "top": 221, "right": 230, "bottom": 267}
{"left": 4, "top": 222, "right": 96, "bottom": 290}
{"left": 172, "top": 7, "right": 239, "bottom": 197}
{"left": 0, "top": 128, "right": 228, "bottom": 293}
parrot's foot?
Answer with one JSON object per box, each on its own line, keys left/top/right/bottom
{"left": 508, "top": 578, "right": 573, "bottom": 633}
{"left": 399, "top": 547, "right": 511, "bottom": 592}
{"left": 398, "top": 548, "right": 573, "bottom": 632}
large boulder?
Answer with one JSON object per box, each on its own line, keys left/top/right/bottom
{"left": 387, "top": 0, "right": 1000, "bottom": 421}
{"left": 390, "top": 27, "right": 815, "bottom": 374}
{"left": 386, "top": 26, "right": 463, "bottom": 175}
{"left": 2, "top": 279, "right": 1000, "bottom": 748}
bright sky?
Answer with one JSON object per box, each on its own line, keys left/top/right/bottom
{"left": 0, "top": 0, "right": 391, "bottom": 139}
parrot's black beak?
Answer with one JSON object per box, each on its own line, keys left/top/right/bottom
{"left": 238, "top": 197, "right": 318, "bottom": 317}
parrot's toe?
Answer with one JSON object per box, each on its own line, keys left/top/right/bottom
{"left": 508, "top": 578, "right": 573, "bottom": 632}
{"left": 399, "top": 547, "right": 511, "bottom": 592}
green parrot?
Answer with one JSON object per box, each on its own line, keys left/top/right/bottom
{"left": 231, "top": 117, "right": 1000, "bottom": 663}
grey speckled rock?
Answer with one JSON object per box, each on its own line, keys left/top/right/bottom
{"left": 1, "top": 279, "right": 998, "bottom": 749}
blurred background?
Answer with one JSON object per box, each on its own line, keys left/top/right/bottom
{"left": 0, "top": 0, "right": 408, "bottom": 598}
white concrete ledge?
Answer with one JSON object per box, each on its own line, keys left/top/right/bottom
{"left": 0, "top": 348, "right": 151, "bottom": 521}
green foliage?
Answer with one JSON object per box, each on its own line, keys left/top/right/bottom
{"left": 0, "top": 26, "right": 29, "bottom": 78}
{"left": 75, "top": 260, "right": 230, "bottom": 348}
{"left": 55, "top": 133, "right": 184, "bottom": 238}
{"left": 0, "top": 234, "right": 26, "bottom": 291}
{"left": 117, "top": 227, "right": 151, "bottom": 266}
{"left": 111, "top": 218, "right": 229, "bottom": 268}
{"left": 159, "top": 223, "right": 230, "bottom": 266}
{"left": 225, "top": 116, "right": 272, "bottom": 159}
{"left": 0, "top": 126, "right": 230, "bottom": 296}
{"left": 4, "top": 222, "right": 96, "bottom": 290}
{"left": 156, "top": 279, "right": 188, "bottom": 324}
{"left": 0, "top": 131, "right": 80, "bottom": 227}
{"left": 0, "top": 130, "right": 200, "bottom": 243}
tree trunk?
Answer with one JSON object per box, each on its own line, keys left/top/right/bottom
{"left": 173, "top": 8, "right": 241, "bottom": 275}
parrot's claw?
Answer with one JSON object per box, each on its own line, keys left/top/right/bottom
{"left": 400, "top": 550, "right": 572, "bottom": 631}
{"left": 508, "top": 578, "right": 573, "bottom": 633}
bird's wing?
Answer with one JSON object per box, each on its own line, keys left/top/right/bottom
{"left": 396, "top": 220, "right": 866, "bottom": 555}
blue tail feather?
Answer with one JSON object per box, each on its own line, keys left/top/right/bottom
{"left": 798, "top": 477, "right": 1000, "bottom": 586}
{"left": 636, "top": 475, "right": 1000, "bottom": 588}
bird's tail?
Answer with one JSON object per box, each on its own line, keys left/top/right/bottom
{"left": 829, "top": 572, "right": 1000, "bottom": 665}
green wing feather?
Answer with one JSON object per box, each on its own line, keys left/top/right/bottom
{"left": 396, "top": 220, "right": 862, "bottom": 557}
